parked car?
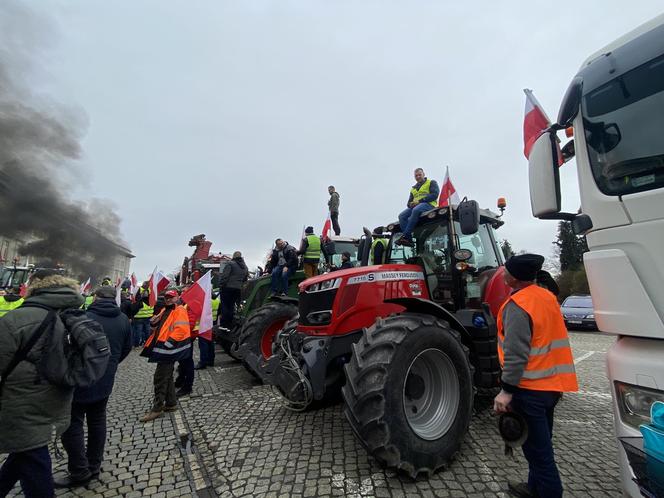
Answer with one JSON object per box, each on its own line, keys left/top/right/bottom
{"left": 561, "top": 294, "right": 597, "bottom": 330}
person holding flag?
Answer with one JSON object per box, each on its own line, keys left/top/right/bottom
{"left": 181, "top": 271, "right": 217, "bottom": 373}
{"left": 396, "top": 167, "right": 439, "bottom": 247}
{"left": 139, "top": 289, "right": 191, "bottom": 422}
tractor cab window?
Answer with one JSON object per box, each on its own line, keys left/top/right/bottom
{"left": 455, "top": 222, "right": 503, "bottom": 305}
{"left": 455, "top": 223, "right": 502, "bottom": 272}
{"left": 388, "top": 223, "right": 454, "bottom": 305}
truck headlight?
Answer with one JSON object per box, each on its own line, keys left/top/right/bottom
{"left": 585, "top": 314, "right": 594, "bottom": 319}
{"left": 615, "top": 381, "right": 664, "bottom": 430}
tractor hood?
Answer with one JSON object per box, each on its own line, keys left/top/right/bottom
{"left": 298, "top": 264, "right": 424, "bottom": 293}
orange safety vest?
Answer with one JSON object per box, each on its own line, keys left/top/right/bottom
{"left": 497, "top": 285, "right": 578, "bottom": 392}
{"left": 143, "top": 305, "right": 192, "bottom": 362}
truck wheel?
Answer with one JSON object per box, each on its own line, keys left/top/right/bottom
{"left": 238, "top": 301, "right": 298, "bottom": 364}
{"left": 342, "top": 313, "right": 474, "bottom": 479}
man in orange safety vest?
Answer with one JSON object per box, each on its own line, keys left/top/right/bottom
{"left": 494, "top": 254, "right": 578, "bottom": 498}
{"left": 139, "top": 289, "right": 192, "bottom": 422}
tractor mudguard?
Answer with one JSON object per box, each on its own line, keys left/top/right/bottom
{"left": 268, "top": 295, "right": 299, "bottom": 306}
{"left": 384, "top": 297, "right": 473, "bottom": 348}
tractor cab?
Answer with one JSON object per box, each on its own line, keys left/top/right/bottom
{"left": 384, "top": 204, "right": 506, "bottom": 313}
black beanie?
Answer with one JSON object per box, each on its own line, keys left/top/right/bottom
{"left": 305, "top": 226, "right": 314, "bottom": 234}
{"left": 505, "top": 254, "right": 545, "bottom": 282}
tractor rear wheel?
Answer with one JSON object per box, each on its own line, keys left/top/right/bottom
{"left": 342, "top": 313, "right": 474, "bottom": 479}
{"left": 237, "top": 302, "right": 298, "bottom": 375}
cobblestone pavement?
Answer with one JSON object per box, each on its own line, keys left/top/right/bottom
{"left": 2, "top": 331, "right": 621, "bottom": 497}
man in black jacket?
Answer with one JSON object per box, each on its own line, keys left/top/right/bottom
{"left": 213, "top": 252, "right": 249, "bottom": 367}
{"left": 54, "top": 286, "right": 132, "bottom": 488}
{"left": 270, "top": 239, "right": 298, "bottom": 296}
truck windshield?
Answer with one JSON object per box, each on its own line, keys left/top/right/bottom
{"left": 582, "top": 52, "right": 664, "bottom": 196}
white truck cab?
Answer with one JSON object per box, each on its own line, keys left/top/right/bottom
{"left": 527, "top": 14, "right": 664, "bottom": 497}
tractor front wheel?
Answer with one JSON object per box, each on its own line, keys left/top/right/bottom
{"left": 342, "top": 313, "right": 474, "bottom": 479}
{"left": 237, "top": 302, "right": 298, "bottom": 376}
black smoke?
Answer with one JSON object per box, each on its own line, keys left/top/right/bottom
{"left": 0, "top": 1, "right": 126, "bottom": 281}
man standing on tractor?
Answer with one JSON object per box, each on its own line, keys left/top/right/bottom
{"left": 370, "top": 228, "right": 389, "bottom": 265}
{"left": 328, "top": 185, "right": 341, "bottom": 235}
{"left": 396, "top": 167, "right": 439, "bottom": 247}
{"left": 218, "top": 250, "right": 249, "bottom": 332}
{"left": 493, "top": 254, "right": 579, "bottom": 498}
{"left": 139, "top": 289, "right": 192, "bottom": 422}
{"left": 298, "top": 226, "right": 321, "bottom": 279}
{"left": 269, "top": 239, "right": 298, "bottom": 296}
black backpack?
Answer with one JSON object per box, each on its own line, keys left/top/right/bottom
{"left": 0, "top": 304, "right": 111, "bottom": 392}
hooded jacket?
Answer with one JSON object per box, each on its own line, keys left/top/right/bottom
{"left": 219, "top": 257, "right": 249, "bottom": 290}
{"left": 74, "top": 298, "right": 132, "bottom": 403}
{"left": 0, "top": 275, "right": 84, "bottom": 453}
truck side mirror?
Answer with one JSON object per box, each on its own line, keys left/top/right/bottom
{"left": 529, "top": 132, "right": 562, "bottom": 218}
{"left": 458, "top": 199, "right": 480, "bottom": 235}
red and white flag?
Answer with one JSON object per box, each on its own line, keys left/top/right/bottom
{"left": 322, "top": 214, "right": 332, "bottom": 241}
{"left": 148, "top": 267, "right": 171, "bottom": 307}
{"left": 115, "top": 277, "right": 123, "bottom": 306}
{"left": 438, "top": 166, "right": 461, "bottom": 207}
{"left": 181, "top": 270, "right": 213, "bottom": 340}
{"left": 523, "top": 89, "right": 551, "bottom": 159}
{"left": 80, "top": 277, "right": 91, "bottom": 295}
{"left": 130, "top": 272, "right": 139, "bottom": 297}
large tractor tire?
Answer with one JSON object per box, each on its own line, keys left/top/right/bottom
{"left": 237, "top": 302, "right": 298, "bottom": 376}
{"left": 342, "top": 313, "right": 474, "bottom": 479}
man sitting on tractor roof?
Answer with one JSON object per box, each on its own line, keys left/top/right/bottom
{"left": 396, "top": 167, "right": 439, "bottom": 247}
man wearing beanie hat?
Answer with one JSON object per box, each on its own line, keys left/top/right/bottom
{"left": 297, "top": 226, "right": 322, "bottom": 279}
{"left": 494, "top": 254, "right": 579, "bottom": 498}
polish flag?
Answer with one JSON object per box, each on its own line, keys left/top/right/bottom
{"left": 115, "top": 277, "right": 123, "bottom": 306}
{"left": 181, "top": 270, "right": 213, "bottom": 340}
{"left": 130, "top": 272, "right": 139, "bottom": 297}
{"left": 322, "top": 214, "right": 332, "bottom": 241}
{"left": 438, "top": 166, "right": 461, "bottom": 207}
{"left": 523, "top": 89, "right": 551, "bottom": 159}
{"left": 148, "top": 267, "right": 171, "bottom": 307}
{"left": 80, "top": 277, "right": 92, "bottom": 295}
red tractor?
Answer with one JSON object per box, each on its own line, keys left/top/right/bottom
{"left": 246, "top": 199, "right": 512, "bottom": 478}
{"left": 179, "top": 234, "right": 230, "bottom": 286}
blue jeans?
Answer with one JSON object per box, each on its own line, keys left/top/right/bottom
{"left": 132, "top": 318, "right": 151, "bottom": 347}
{"left": 510, "top": 389, "right": 563, "bottom": 498}
{"left": 270, "top": 265, "right": 295, "bottom": 294}
{"left": 198, "top": 337, "right": 215, "bottom": 366}
{"left": 0, "top": 445, "right": 53, "bottom": 498}
{"left": 398, "top": 203, "right": 435, "bottom": 240}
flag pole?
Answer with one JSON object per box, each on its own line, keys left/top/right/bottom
{"left": 447, "top": 165, "right": 457, "bottom": 250}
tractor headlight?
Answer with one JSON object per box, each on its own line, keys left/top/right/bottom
{"left": 306, "top": 278, "right": 340, "bottom": 293}
{"left": 585, "top": 314, "right": 594, "bottom": 319}
{"left": 306, "top": 310, "right": 332, "bottom": 324}
{"left": 615, "top": 381, "right": 664, "bottom": 430}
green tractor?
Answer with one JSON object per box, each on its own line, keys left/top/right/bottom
{"left": 215, "top": 236, "right": 361, "bottom": 361}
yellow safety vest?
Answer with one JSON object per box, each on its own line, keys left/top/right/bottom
{"left": 135, "top": 302, "right": 154, "bottom": 319}
{"left": 304, "top": 234, "right": 321, "bottom": 261}
{"left": 211, "top": 297, "right": 220, "bottom": 315}
{"left": 0, "top": 296, "right": 24, "bottom": 317}
{"left": 83, "top": 295, "right": 94, "bottom": 310}
{"left": 370, "top": 238, "right": 388, "bottom": 265}
{"left": 410, "top": 178, "right": 437, "bottom": 207}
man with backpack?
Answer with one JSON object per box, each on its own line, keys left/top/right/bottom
{"left": 0, "top": 269, "right": 109, "bottom": 498}
{"left": 54, "top": 286, "right": 132, "bottom": 488}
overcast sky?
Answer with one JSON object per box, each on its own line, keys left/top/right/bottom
{"left": 22, "top": 1, "right": 664, "bottom": 278}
